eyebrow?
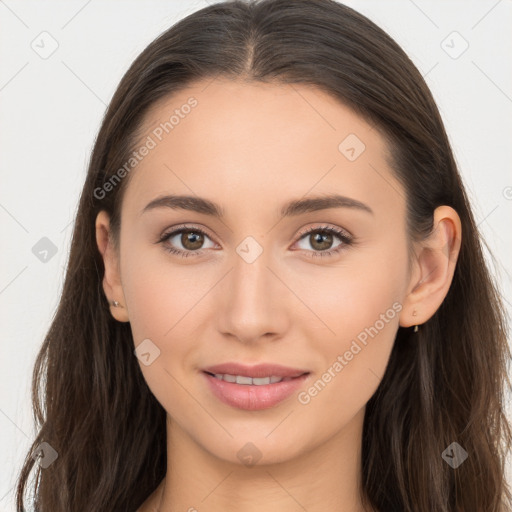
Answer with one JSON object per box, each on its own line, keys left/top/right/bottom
{"left": 141, "top": 193, "right": 374, "bottom": 218}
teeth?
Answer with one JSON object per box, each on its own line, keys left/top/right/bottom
{"left": 211, "top": 373, "right": 292, "bottom": 385}
{"left": 236, "top": 375, "right": 253, "bottom": 385}
{"left": 252, "top": 377, "right": 271, "bottom": 385}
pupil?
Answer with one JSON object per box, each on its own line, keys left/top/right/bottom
{"left": 312, "top": 232, "right": 332, "bottom": 250}
{"left": 183, "top": 231, "right": 203, "bottom": 250}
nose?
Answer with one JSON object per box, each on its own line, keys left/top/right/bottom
{"left": 215, "top": 244, "right": 290, "bottom": 344}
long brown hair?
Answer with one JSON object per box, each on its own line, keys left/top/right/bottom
{"left": 15, "top": 1, "right": 512, "bottom": 510}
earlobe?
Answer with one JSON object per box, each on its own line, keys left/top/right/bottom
{"left": 399, "top": 205, "right": 462, "bottom": 329}
{"left": 95, "top": 210, "right": 129, "bottom": 323}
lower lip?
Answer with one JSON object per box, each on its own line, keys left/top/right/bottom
{"left": 202, "top": 372, "right": 310, "bottom": 411}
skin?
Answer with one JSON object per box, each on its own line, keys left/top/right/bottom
{"left": 95, "top": 78, "right": 462, "bottom": 512}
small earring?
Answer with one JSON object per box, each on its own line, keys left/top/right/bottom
{"left": 110, "top": 300, "right": 121, "bottom": 308}
{"left": 412, "top": 309, "right": 419, "bottom": 332}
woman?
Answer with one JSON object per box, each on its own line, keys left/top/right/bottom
{"left": 15, "top": 0, "right": 512, "bottom": 510}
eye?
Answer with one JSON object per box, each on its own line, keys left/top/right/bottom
{"left": 157, "top": 223, "right": 354, "bottom": 259}
{"left": 158, "top": 224, "right": 217, "bottom": 258}
{"left": 293, "top": 225, "right": 353, "bottom": 258}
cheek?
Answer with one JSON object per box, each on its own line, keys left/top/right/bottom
{"left": 306, "top": 251, "right": 403, "bottom": 326}
{"left": 298, "top": 247, "right": 406, "bottom": 379}
{"left": 120, "top": 244, "right": 215, "bottom": 403}
{"left": 119, "top": 239, "right": 202, "bottom": 342}
{"left": 292, "top": 263, "right": 403, "bottom": 428}
{"left": 120, "top": 247, "right": 205, "bottom": 417}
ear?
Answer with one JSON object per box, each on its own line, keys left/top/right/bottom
{"left": 399, "top": 205, "right": 462, "bottom": 328}
{"left": 95, "top": 210, "right": 129, "bottom": 323}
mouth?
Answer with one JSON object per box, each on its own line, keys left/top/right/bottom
{"left": 201, "top": 361, "right": 310, "bottom": 379}
{"left": 201, "top": 370, "right": 311, "bottom": 411}
{"left": 202, "top": 371, "right": 309, "bottom": 385}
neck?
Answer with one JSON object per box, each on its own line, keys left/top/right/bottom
{"left": 151, "top": 407, "right": 372, "bottom": 512}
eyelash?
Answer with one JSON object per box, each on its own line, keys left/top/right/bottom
{"left": 157, "top": 223, "right": 354, "bottom": 259}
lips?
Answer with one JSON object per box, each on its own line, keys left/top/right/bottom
{"left": 201, "top": 362, "right": 310, "bottom": 410}
{"left": 202, "top": 362, "right": 309, "bottom": 379}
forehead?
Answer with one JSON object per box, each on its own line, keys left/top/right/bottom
{"left": 139, "top": 78, "right": 383, "bottom": 156}
{"left": 123, "top": 78, "right": 403, "bottom": 221}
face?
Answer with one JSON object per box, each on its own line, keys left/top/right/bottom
{"left": 99, "top": 78, "right": 415, "bottom": 465}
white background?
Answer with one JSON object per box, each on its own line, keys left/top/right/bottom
{"left": 1, "top": 1, "right": 511, "bottom": 510}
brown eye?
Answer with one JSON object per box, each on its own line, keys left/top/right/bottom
{"left": 308, "top": 231, "right": 334, "bottom": 251}
{"left": 294, "top": 225, "right": 353, "bottom": 258}
{"left": 159, "top": 224, "right": 353, "bottom": 259}
{"left": 180, "top": 230, "right": 205, "bottom": 250}
{"left": 159, "top": 225, "right": 216, "bottom": 257}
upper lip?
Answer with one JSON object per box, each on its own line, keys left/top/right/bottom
{"left": 202, "top": 363, "right": 310, "bottom": 379}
